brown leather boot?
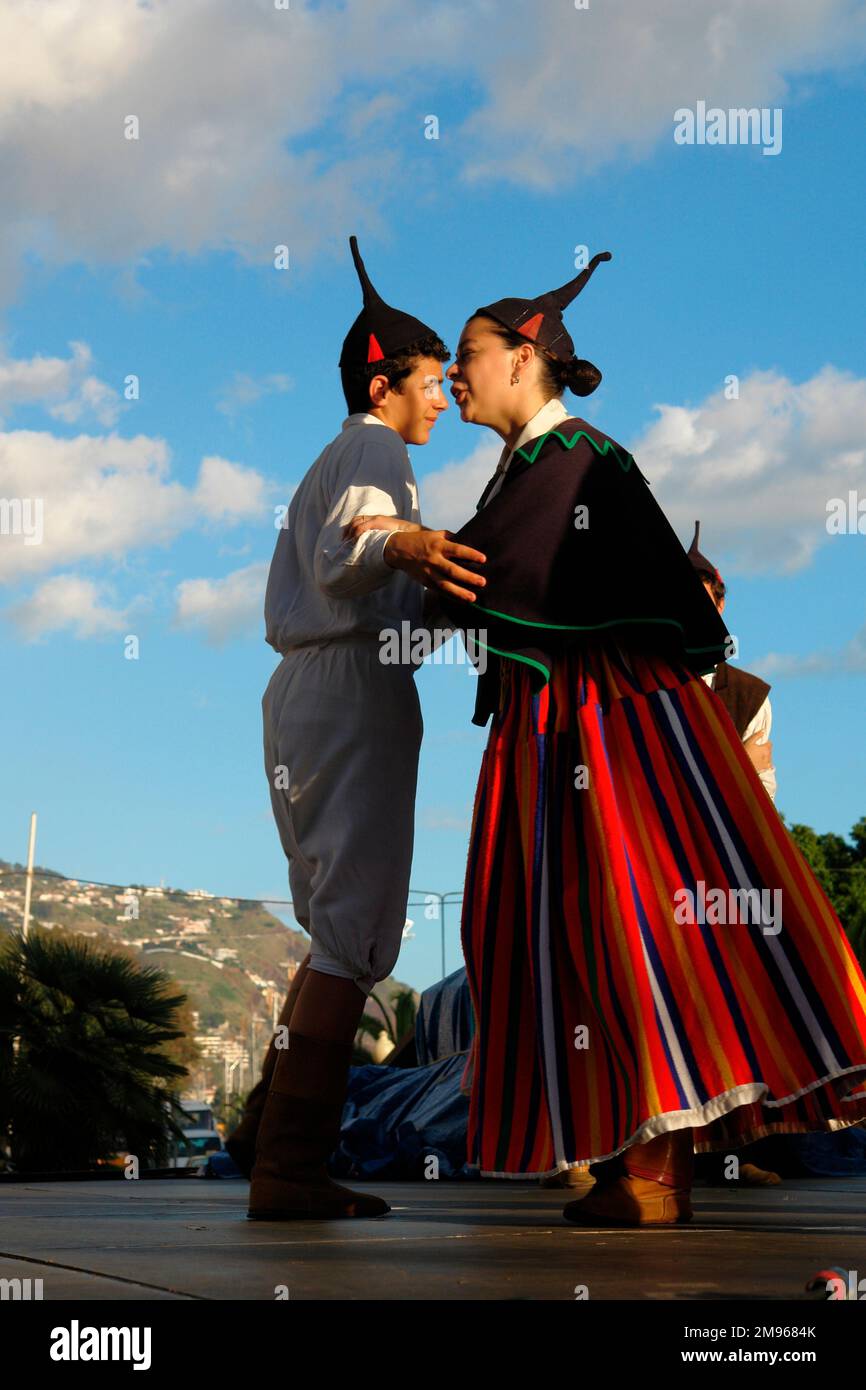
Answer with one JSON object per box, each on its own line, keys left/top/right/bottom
{"left": 226, "top": 958, "right": 309, "bottom": 1177}
{"left": 247, "top": 1031, "right": 390, "bottom": 1220}
{"left": 563, "top": 1129, "right": 694, "bottom": 1226}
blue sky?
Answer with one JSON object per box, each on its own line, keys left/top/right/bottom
{"left": 1, "top": 1, "right": 865, "bottom": 992}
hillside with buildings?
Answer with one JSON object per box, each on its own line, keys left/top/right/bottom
{"left": 0, "top": 857, "right": 417, "bottom": 1100}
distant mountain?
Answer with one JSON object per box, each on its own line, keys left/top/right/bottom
{"left": 0, "top": 857, "right": 418, "bottom": 1095}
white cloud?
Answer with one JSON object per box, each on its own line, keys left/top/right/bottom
{"left": 0, "top": 0, "right": 864, "bottom": 299}
{"left": 49, "top": 374, "right": 122, "bottom": 429}
{"left": 193, "top": 455, "right": 269, "bottom": 523}
{"left": 630, "top": 366, "right": 866, "bottom": 573}
{"left": 5, "top": 573, "right": 128, "bottom": 640}
{"left": 0, "top": 429, "right": 183, "bottom": 581}
{"left": 216, "top": 371, "right": 292, "bottom": 418}
{"left": 459, "top": 0, "right": 866, "bottom": 186}
{"left": 0, "top": 341, "right": 120, "bottom": 426}
{"left": 418, "top": 362, "right": 866, "bottom": 574}
{"left": 0, "top": 340, "right": 88, "bottom": 406}
{"left": 421, "top": 366, "right": 866, "bottom": 571}
{"left": 417, "top": 438, "right": 501, "bottom": 530}
{"left": 757, "top": 619, "right": 866, "bottom": 678}
{"left": 173, "top": 562, "right": 268, "bottom": 645}
{"left": 345, "top": 92, "right": 403, "bottom": 141}
{"left": 420, "top": 367, "right": 866, "bottom": 681}
{"left": 0, "top": 0, "right": 420, "bottom": 301}
{"left": 0, "top": 429, "right": 273, "bottom": 583}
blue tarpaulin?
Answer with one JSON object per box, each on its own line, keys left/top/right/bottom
{"left": 414, "top": 967, "right": 474, "bottom": 1066}
{"left": 210, "top": 964, "right": 866, "bottom": 1181}
{"left": 331, "top": 1052, "right": 475, "bottom": 1180}
{"left": 331, "top": 967, "right": 475, "bottom": 1180}
{"left": 753, "top": 1126, "right": 866, "bottom": 1178}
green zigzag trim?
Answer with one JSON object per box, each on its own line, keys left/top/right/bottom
{"left": 514, "top": 428, "right": 633, "bottom": 472}
{"left": 472, "top": 602, "right": 720, "bottom": 648}
{"left": 470, "top": 605, "right": 725, "bottom": 677}
{"left": 473, "top": 635, "right": 551, "bottom": 685}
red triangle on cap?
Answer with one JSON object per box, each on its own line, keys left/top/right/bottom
{"left": 518, "top": 312, "right": 544, "bottom": 341}
{"left": 367, "top": 333, "right": 385, "bottom": 363}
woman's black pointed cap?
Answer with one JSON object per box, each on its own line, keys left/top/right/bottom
{"left": 687, "top": 520, "right": 723, "bottom": 584}
{"left": 474, "top": 250, "right": 612, "bottom": 362}
{"left": 339, "top": 236, "right": 440, "bottom": 370}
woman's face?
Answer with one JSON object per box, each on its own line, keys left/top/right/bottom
{"left": 446, "top": 316, "right": 518, "bottom": 428}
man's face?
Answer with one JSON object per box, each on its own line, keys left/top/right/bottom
{"left": 374, "top": 356, "right": 449, "bottom": 444}
{"left": 702, "top": 578, "right": 725, "bottom": 614}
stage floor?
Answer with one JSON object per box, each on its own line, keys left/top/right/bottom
{"left": 2, "top": 1176, "right": 865, "bottom": 1301}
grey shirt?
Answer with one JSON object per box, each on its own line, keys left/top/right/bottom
{"left": 264, "top": 413, "right": 424, "bottom": 654}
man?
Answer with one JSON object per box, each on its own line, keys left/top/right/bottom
{"left": 234, "top": 238, "right": 486, "bottom": 1220}
{"left": 687, "top": 521, "right": 776, "bottom": 800}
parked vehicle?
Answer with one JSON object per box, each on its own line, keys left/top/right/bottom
{"left": 169, "top": 1098, "right": 223, "bottom": 1169}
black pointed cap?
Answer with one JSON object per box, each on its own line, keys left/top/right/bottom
{"left": 687, "top": 520, "right": 723, "bottom": 584}
{"left": 474, "top": 250, "right": 612, "bottom": 362}
{"left": 339, "top": 236, "right": 441, "bottom": 370}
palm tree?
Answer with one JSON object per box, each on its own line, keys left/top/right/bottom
{"left": 0, "top": 930, "right": 190, "bottom": 1172}
{"left": 355, "top": 986, "right": 418, "bottom": 1061}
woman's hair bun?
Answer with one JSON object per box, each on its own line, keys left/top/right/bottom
{"left": 488, "top": 317, "right": 603, "bottom": 400}
{"left": 565, "top": 357, "right": 602, "bottom": 397}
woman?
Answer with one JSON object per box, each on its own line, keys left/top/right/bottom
{"left": 433, "top": 250, "right": 866, "bottom": 1226}
{"left": 350, "top": 251, "right": 866, "bottom": 1226}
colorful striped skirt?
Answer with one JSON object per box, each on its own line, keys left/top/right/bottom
{"left": 459, "top": 641, "right": 866, "bottom": 1177}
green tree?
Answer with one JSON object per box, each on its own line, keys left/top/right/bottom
{"left": 211, "top": 1083, "right": 246, "bottom": 1134}
{"left": 0, "top": 930, "right": 190, "bottom": 1172}
{"left": 356, "top": 986, "right": 418, "bottom": 1061}
{"left": 787, "top": 815, "right": 866, "bottom": 970}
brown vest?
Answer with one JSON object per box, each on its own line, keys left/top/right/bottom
{"left": 712, "top": 660, "right": 771, "bottom": 738}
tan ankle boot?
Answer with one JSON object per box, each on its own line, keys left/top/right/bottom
{"left": 738, "top": 1162, "right": 781, "bottom": 1186}
{"left": 247, "top": 1032, "right": 389, "bottom": 1220}
{"left": 540, "top": 1166, "right": 595, "bottom": 1190}
{"left": 564, "top": 1129, "right": 694, "bottom": 1227}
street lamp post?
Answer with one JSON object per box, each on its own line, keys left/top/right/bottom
{"left": 410, "top": 890, "right": 463, "bottom": 979}
{"left": 21, "top": 812, "right": 37, "bottom": 941}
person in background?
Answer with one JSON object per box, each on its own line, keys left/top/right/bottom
{"left": 687, "top": 521, "right": 776, "bottom": 802}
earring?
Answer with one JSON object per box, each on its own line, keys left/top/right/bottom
{"left": 511, "top": 372, "right": 520, "bottom": 385}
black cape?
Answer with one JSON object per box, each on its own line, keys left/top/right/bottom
{"left": 439, "top": 416, "right": 732, "bottom": 726}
